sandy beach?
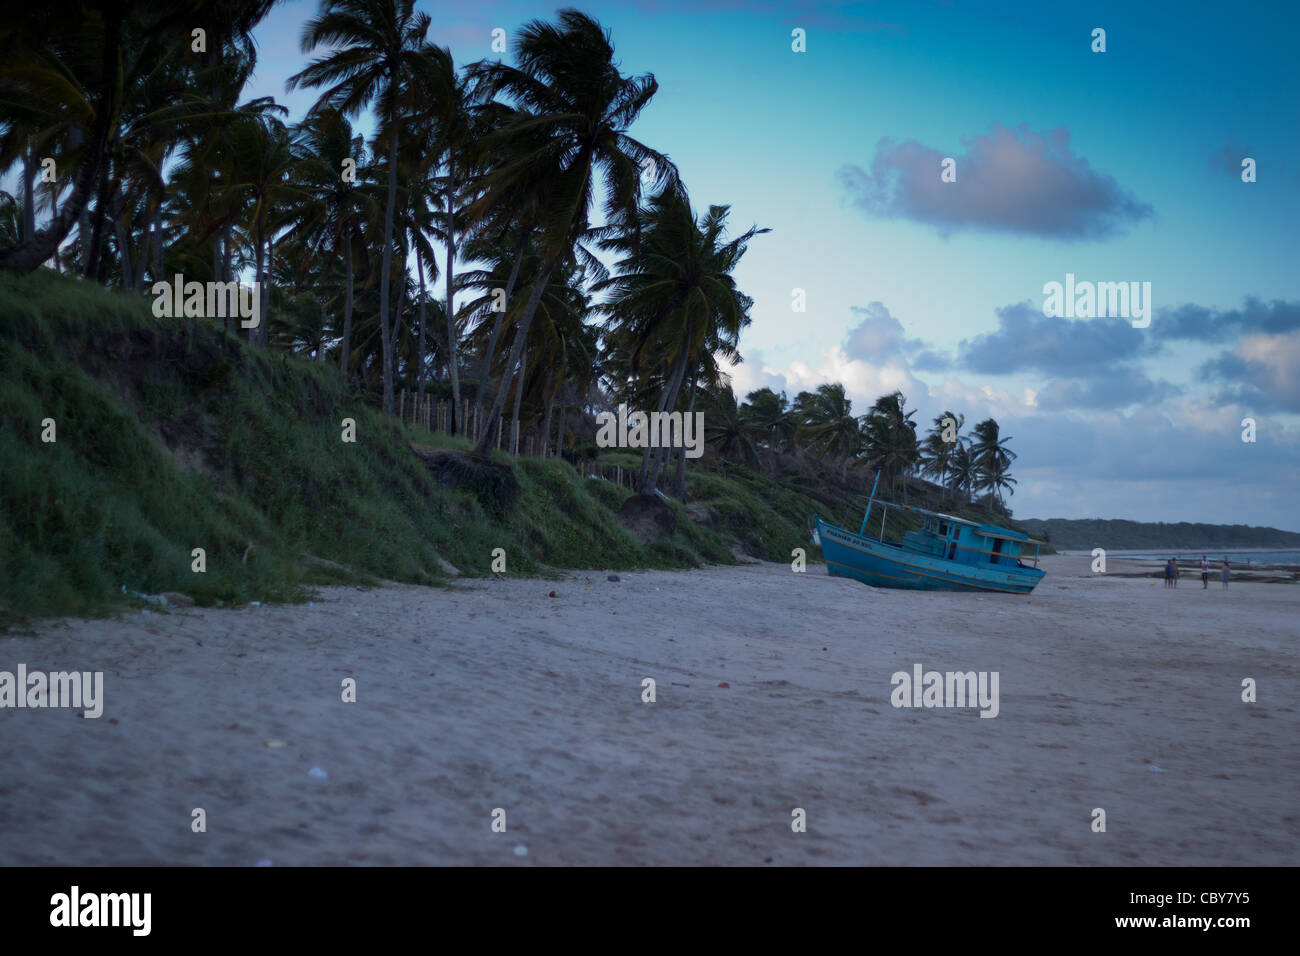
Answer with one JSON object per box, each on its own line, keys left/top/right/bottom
{"left": 2, "top": 555, "right": 1297, "bottom": 866}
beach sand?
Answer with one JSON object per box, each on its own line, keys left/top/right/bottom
{"left": 2, "top": 555, "right": 1297, "bottom": 866}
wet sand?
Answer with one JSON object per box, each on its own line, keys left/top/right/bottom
{"left": 2, "top": 555, "right": 1297, "bottom": 865}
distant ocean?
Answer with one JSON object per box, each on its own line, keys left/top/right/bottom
{"left": 1116, "top": 551, "right": 1300, "bottom": 565}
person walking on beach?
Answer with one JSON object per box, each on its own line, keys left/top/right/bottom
{"left": 1222, "top": 558, "right": 1230, "bottom": 589}
{"left": 1171, "top": 557, "right": 1179, "bottom": 587}
{"left": 1164, "top": 559, "right": 1174, "bottom": 588}
{"left": 1201, "top": 555, "right": 1210, "bottom": 589}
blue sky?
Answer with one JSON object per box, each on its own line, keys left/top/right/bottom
{"left": 245, "top": 0, "right": 1300, "bottom": 528}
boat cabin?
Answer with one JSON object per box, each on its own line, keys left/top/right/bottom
{"left": 901, "top": 513, "right": 1040, "bottom": 568}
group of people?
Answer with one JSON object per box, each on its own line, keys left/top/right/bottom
{"left": 1163, "top": 555, "right": 1231, "bottom": 588}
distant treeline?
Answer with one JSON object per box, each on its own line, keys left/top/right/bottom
{"left": 1016, "top": 518, "right": 1300, "bottom": 552}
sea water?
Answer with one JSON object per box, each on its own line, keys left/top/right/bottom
{"left": 1119, "top": 551, "right": 1300, "bottom": 565}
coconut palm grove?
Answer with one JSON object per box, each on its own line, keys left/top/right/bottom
{"left": 0, "top": 0, "right": 1020, "bottom": 524}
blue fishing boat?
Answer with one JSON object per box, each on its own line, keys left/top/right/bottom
{"left": 812, "top": 474, "right": 1045, "bottom": 594}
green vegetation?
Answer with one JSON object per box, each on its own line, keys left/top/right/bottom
{"left": 0, "top": 4, "right": 1019, "bottom": 512}
{"left": 0, "top": 272, "right": 931, "bottom": 626}
{"left": 1015, "top": 518, "right": 1300, "bottom": 552}
{"left": 0, "top": 5, "right": 1039, "bottom": 628}
{"left": 706, "top": 386, "right": 1020, "bottom": 516}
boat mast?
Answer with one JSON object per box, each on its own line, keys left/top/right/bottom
{"left": 859, "top": 470, "right": 881, "bottom": 536}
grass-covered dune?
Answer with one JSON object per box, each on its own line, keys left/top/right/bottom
{"left": 0, "top": 272, "right": 863, "bottom": 626}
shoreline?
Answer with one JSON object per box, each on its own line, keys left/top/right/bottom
{"left": 1087, "top": 554, "right": 1298, "bottom": 585}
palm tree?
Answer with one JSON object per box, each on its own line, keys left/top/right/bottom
{"left": 288, "top": 0, "right": 452, "bottom": 413}
{"left": 280, "top": 109, "right": 376, "bottom": 377}
{"left": 918, "top": 410, "right": 964, "bottom": 490}
{"left": 459, "top": 231, "right": 570, "bottom": 446}
{"left": 0, "top": 2, "right": 125, "bottom": 274}
{"left": 494, "top": 248, "right": 588, "bottom": 452}
{"left": 970, "top": 417, "right": 1017, "bottom": 512}
{"left": 518, "top": 259, "right": 593, "bottom": 456}
{"left": 420, "top": 54, "right": 475, "bottom": 432}
{"left": 976, "top": 455, "right": 1018, "bottom": 512}
{"left": 947, "top": 441, "right": 976, "bottom": 502}
{"left": 794, "top": 384, "right": 862, "bottom": 479}
{"left": 703, "top": 383, "right": 759, "bottom": 470}
{"left": 860, "top": 391, "right": 919, "bottom": 500}
{"left": 0, "top": 2, "right": 278, "bottom": 274}
{"left": 741, "top": 388, "right": 795, "bottom": 470}
{"left": 0, "top": 191, "right": 21, "bottom": 247}
{"left": 223, "top": 113, "right": 305, "bottom": 345}
{"left": 464, "top": 8, "right": 676, "bottom": 457}
{"left": 459, "top": 114, "right": 547, "bottom": 430}
{"left": 597, "top": 188, "right": 765, "bottom": 493}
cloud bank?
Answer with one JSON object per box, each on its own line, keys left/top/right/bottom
{"left": 838, "top": 124, "right": 1153, "bottom": 239}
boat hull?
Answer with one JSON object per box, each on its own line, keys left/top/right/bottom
{"left": 814, "top": 517, "right": 1044, "bottom": 594}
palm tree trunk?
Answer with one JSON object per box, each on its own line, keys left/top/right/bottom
{"left": 472, "top": 256, "right": 556, "bottom": 456}
{"left": 132, "top": 197, "right": 153, "bottom": 290}
{"left": 48, "top": 176, "right": 61, "bottom": 272}
{"left": 251, "top": 212, "right": 265, "bottom": 345}
{"left": 539, "top": 374, "right": 555, "bottom": 458}
{"left": 153, "top": 212, "right": 163, "bottom": 283}
{"left": 636, "top": 375, "right": 672, "bottom": 491}
{"left": 221, "top": 221, "right": 233, "bottom": 289}
{"left": 444, "top": 166, "right": 461, "bottom": 433}
{"left": 471, "top": 230, "right": 529, "bottom": 422}
{"left": 672, "top": 371, "right": 698, "bottom": 500}
{"left": 84, "top": 160, "right": 114, "bottom": 280}
{"left": 416, "top": 250, "right": 428, "bottom": 408}
{"left": 261, "top": 231, "right": 275, "bottom": 347}
{"left": 317, "top": 299, "right": 327, "bottom": 361}
{"left": 507, "top": 323, "right": 532, "bottom": 454}
{"left": 113, "top": 187, "right": 133, "bottom": 291}
{"left": 340, "top": 231, "right": 354, "bottom": 379}
{"left": 645, "top": 348, "right": 691, "bottom": 494}
{"left": 21, "top": 136, "right": 36, "bottom": 242}
{"left": 378, "top": 120, "right": 399, "bottom": 414}
{"left": 77, "top": 201, "right": 93, "bottom": 274}
{"left": 391, "top": 268, "right": 408, "bottom": 389}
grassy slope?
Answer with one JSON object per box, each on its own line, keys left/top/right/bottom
{"left": 0, "top": 271, "right": 1031, "bottom": 627}
{"left": 0, "top": 273, "right": 799, "bottom": 625}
